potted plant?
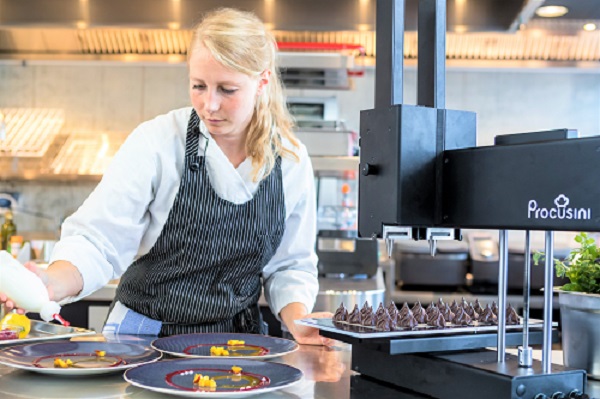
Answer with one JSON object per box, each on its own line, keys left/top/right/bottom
{"left": 534, "top": 232, "right": 600, "bottom": 378}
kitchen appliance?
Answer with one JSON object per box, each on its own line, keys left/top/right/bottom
{"left": 287, "top": 96, "right": 357, "bottom": 157}
{"left": 394, "top": 239, "right": 469, "bottom": 290}
{"left": 317, "top": 230, "right": 378, "bottom": 277}
{"left": 293, "top": 122, "right": 356, "bottom": 156}
{"left": 314, "top": 229, "right": 385, "bottom": 313}
{"left": 467, "top": 231, "right": 570, "bottom": 294}
{"left": 312, "top": 0, "right": 600, "bottom": 398}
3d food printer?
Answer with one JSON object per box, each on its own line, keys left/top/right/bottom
{"left": 317, "top": 1, "right": 600, "bottom": 398}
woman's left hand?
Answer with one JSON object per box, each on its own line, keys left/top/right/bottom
{"left": 279, "top": 303, "right": 334, "bottom": 346}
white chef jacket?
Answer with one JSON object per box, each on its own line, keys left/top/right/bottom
{"left": 51, "top": 107, "right": 319, "bottom": 319}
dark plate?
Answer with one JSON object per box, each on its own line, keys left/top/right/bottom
{"left": 124, "top": 358, "right": 303, "bottom": 398}
{"left": 0, "top": 341, "right": 162, "bottom": 375}
{"left": 151, "top": 333, "right": 298, "bottom": 359}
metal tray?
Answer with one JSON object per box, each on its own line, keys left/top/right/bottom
{"left": 296, "top": 317, "right": 554, "bottom": 340}
{"left": 0, "top": 320, "right": 95, "bottom": 346}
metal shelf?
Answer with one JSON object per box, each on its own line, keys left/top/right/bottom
{"left": 311, "top": 156, "right": 359, "bottom": 173}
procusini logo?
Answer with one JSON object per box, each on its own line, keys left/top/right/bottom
{"left": 528, "top": 194, "right": 591, "bottom": 220}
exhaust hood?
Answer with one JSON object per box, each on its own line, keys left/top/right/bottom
{"left": 0, "top": 0, "right": 598, "bottom": 67}
{"left": 0, "top": 0, "right": 537, "bottom": 58}
{"left": 0, "top": 0, "right": 530, "bottom": 31}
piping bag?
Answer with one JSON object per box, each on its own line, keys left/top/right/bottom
{"left": 0, "top": 250, "right": 69, "bottom": 326}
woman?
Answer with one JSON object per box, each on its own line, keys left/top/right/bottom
{"left": 2, "top": 8, "right": 328, "bottom": 344}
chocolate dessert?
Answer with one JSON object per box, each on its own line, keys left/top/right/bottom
{"left": 465, "top": 304, "right": 480, "bottom": 321}
{"left": 450, "top": 299, "right": 460, "bottom": 314}
{"left": 399, "top": 309, "right": 419, "bottom": 329}
{"left": 454, "top": 306, "right": 472, "bottom": 326}
{"left": 427, "top": 307, "right": 440, "bottom": 323}
{"left": 428, "top": 311, "right": 446, "bottom": 328}
{"left": 411, "top": 301, "right": 423, "bottom": 313}
{"left": 438, "top": 301, "right": 448, "bottom": 313}
{"left": 360, "top": 302, "right": 372, "bottom": 318}
{"left": 388, "top": 312, "right": 398, "bottom": 330}
{"left": 506, "top": 304, "right": 520, "bottom": 325}
{"left": 473, "top": 299, "right": 485, "bottom": 315}
{"left": 425, "top": 302, "right": 437, "bottom": 316}
{"left": 441, "top": 306, "right": 455, "bottom": 323}
{"left": 491, "top": 301, "right": 499, "bottom": 316}
{"left": 437, "top": 298, "right": 445, "bottom": 309}
{"left": 399, "top": 302, "right": 410, "bottom": 318}
{"left": 376, "top": 313, "right": 392, "bottom": 331}
{"left": 362, "top": 304, "right": 374, "bottom": 319}
{"left": 412, "top": 306, "right": 427, "bottom": 324}
{"left": 387, "top": 301, "right": 399, "bottom": 319}
{"left": 479, "top": 304, "right": 497, "bottom": 324}
{"left": 460, "top": 297, "right": 469, "bottom": 309}
{"left": 362, "top": 311, "right": 377, "bottom": 327}
{"left": 333, "top": 303, "right": 348, "bottom": 322}
{"left": 376, "top": 302, "right": 387, "bottom": 317}
{"left": 348, "top": 304, "right": 362, "bottom": 324}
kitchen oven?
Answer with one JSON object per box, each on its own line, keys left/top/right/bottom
{"left": 287, "top": 96, "right": 357, "bottom": 157}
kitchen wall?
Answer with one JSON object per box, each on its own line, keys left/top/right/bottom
{"left": 1, "top": 60, "right": 599, "bottom": 233}
{"left": 289, "top": 65, "right": 600, "bottom": 145}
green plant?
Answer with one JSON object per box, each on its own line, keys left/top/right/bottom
{"left": 533, "top": 232, "right": 600, "bottom": 293}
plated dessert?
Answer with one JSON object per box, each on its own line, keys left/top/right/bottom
{"left": 151, "top": 333, "right": 298, "bottom": 360}
{"left": 124, "top": 358, "right": 303, "bottom": 398}
{"left": 0, "top": 341, "right": 161, "bottom": 376}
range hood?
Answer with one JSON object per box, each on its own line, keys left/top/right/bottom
{"left": 0, "top": 0, "right": 598, "bottom": 68}
{"left": 0, "top": 0, "right": 530, "bottom": 31}
{"left": 0, "top": 0, "right": 533, "bottom": 56}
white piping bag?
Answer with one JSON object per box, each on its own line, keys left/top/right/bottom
{"left": 0, "top": 250, "right": 67, "bottom": 325}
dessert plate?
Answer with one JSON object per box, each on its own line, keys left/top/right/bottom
{"left": 151, "top": 333, "right": 298, "bottom": 360}
{"left": 124, "top": 358, "right": 303, "bottom": 398}
{"left": 0, "top": 341, "right": 161, "bottom": 376}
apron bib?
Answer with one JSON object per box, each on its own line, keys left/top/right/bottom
{"left": 106, "top": 110, "right": 285, "bottom": 336}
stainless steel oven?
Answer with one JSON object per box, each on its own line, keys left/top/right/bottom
{"left": 287, "top": 96, "right": 356, "bottom": 157}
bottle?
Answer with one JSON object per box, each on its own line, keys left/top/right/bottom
{"left": 0, "top": 211, "right": 16, "bottom": 252}
{"left": 339, "top": 182, "right": 357, "bottom": 230}
{"left": 9, "top": 235, "right": 23, "bottom": 259}
{"left": 0, "top": 250, "right": 63, "bottom": 323}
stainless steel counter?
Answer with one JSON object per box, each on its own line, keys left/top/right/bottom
{"left": 0, "top": 335, "right": 599, "bottom": 398}
{"left": 0, "top": 335, "right": 356, "bottom": 399}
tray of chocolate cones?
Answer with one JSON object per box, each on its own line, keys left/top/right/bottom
{"left": 297, "top": 297, "right": 553, "bottom": 340}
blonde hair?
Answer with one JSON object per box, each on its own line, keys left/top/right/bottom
{"left": 189, "top": 8, "right": 299, "bottom": 181}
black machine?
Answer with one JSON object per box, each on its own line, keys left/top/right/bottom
{"left": 318, "top": 1, "right": 600, "bottom": 398}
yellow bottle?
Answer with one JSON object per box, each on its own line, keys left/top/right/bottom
{"left": 0, "top": 312, "right": 31, "bottom": 339}
{"left": 9, "top": 235, "right": 23, "bottom": 259}
{"left": 0, "top": 211, "right": 17, "bottom": 252}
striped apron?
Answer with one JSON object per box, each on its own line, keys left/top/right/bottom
{"left": 110, "top": 110, "right": 285, "bottom": 336}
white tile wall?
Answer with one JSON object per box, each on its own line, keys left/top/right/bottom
{"left": 142, "top": 66, "right": 190, "bottom": 120}
{"left": 0, "top": 63, "right": 35, "bottom": 107}
{"left": 0, "top": 61, "right": 599, "bottom": 233}
{"left": 33, "top": 64, "right": 103, "bottom": 133}
{"left": 0, "top": 181, "right": 98, "bottom": 235}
